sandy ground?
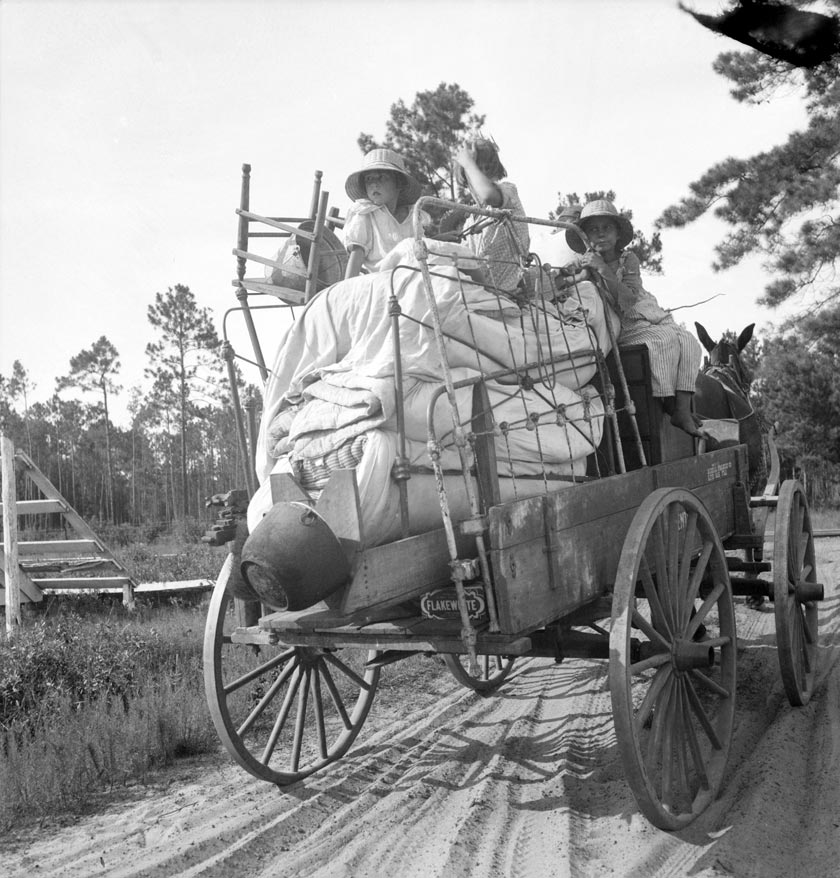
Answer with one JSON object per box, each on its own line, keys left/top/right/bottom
{"left": 4, "top": 538, "right": 839, "bottom": 878}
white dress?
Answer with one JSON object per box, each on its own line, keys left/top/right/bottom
{"left": 343, "top": 200, "right": 430, "bottom": 273}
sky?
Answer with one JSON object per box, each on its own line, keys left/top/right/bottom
{"left": 0, "top": 0, "right": 810, "bottom": 426}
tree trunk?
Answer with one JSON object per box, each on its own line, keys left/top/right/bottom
{"left": 102, "top": 385, "right": 116, "bottom": 523}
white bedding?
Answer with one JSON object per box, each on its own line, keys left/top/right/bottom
{"left": 256, "top": 250, "right": 616, "bottom": 474}
{"left": 249, "top": 244, "right": 618, "bottom": 541}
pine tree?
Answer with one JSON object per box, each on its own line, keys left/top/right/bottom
{"left": 145, "top": 284, "right": 220, "bottom": 519}
{"left": 658, "top": 6, "right": 840, "bottom": 315}
{"left": 56, "top": 338, "right": 121, "bottom": 522}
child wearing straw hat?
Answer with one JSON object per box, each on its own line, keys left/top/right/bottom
{"left": 343, "top": 148, "right": 430, "bottom": 279}
{"left": 562, "top": 199, "right": 706, "bottom": 438}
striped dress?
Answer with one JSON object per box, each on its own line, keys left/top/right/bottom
{"left": 612, "top": 251, "right": 701, "bottom": 397}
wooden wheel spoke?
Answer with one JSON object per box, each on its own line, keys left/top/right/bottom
{"left": 688, "top": 666, "right": 730, "bottom": 699}
{"left": 677, "top": 511, "right": 698, "bottom": 625}
{"left": 634, "top": 665, "right": 671, "bottom": 731}
{"left": 667, "top": 504, "right": 681, "bottom": 592}
{"left": 660, "top": 677, "right": 678, "bottom": 808}
{"left": 673, "top": 682, "right": 692, "bottom": 803}
{"left": 684, "top": 674, "right": 723, "bottom": 751}
{"left": 631, "top": 608, "right": 671, "bottom": 652}
{"left": 323, "top": 651, "right": 374, "bottom": 691}
{"left": 652, "top": 520, "right": 676, "bottom": 630}
{"left": 639, "top": 556, "right": 672, "bottom": 640}
{"left": 800, "top": 611, "right": 816, "bottom": 646}
{"left": 797, "top": 533, "right": 810, "bottom": 570}
{"left": 687, "top": 582, "right": 724, "bottom": 639}
{"left": 631, "top": 652, "right": 671, "bottom": 675}
{"left": 261, "top": 667, "right": 303, "bottom": 764}
{"left": 646, "top": 672, "right": 676, "bottom": 770}
{"left": 311, "top": 668, "right": 329, "bottom": 760}
{"left": 319, "top": 659, "right": 353, "bottom": 729}
{"left": 793, "top": 612, "right": 812, "bottom": 673}
{"left": 223, "top": 647, "right": 297, "bottom": 696}
{"left": 679, "top": 678, "right": 710, "bottom": 791}
{"left": 685, "top": 542, "right": 713, "bottom": 614}
{"left": 290, "top": 667, "right": 311, "bottom": 772}
{"left": 238, "top": 656, "right": 298, "bottom": 736}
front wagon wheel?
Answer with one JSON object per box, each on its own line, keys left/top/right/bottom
{"left": 773, "top": 480, "right": 819, "bottom": 706}
{"left": 609, "top": 488, "right": 737, "bottom": 830}
{"left": 203, "top": 554, "right": 381, "bottom": 785}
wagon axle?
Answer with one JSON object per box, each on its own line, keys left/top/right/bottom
{"left": 730, "top": 576, "right": 824, "bottom": 603}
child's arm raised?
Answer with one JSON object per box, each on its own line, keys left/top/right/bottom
{"left": 454, "top": 146, "right": 503, "bottom": 208}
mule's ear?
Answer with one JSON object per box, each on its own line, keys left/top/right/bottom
{"left": 695, "top": 322, "right": 715, "bottom": 352}
{"left": 737, "top": 323, "right": 755, "bottom": 351}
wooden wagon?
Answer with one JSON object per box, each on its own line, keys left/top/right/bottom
{"left": 203, "top": 175, "right": 822, "bottom": 830}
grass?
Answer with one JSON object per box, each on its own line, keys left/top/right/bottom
{"left": 113, "top": 539, "right": 224, "bottom": 583}
{"left": 0, "top": 598, "right": 216, "bottom": 831}
{"left": 811, "top": 507, "right": 840, "bottom": 531}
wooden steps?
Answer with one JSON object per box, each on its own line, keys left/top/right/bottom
{"left": 1, "top": 450, "right": 137, "bottom": 607}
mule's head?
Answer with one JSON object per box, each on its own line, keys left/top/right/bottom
{"left": 695, "top": 322, "right": 755, "bottom": 388}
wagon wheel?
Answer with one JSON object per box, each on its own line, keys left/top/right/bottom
{"left": 204, "top": 554, "right": 381, "bottom": 785}
{"left": 443, "top": 653, "right": 515, "bottom": 693}
{"left": 773, "top": 480, "right": 818, "bottom": 706}
{"left": 609, "top": 488, "right": 737, "bottom": 830}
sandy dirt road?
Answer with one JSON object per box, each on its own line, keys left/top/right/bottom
{"left": 5, "top": 538, "right": 839, "bottom": 878}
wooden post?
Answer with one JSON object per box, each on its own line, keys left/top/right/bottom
{"left": 244, "top": 392, "right": 259, "bottom": 493}
{"left": 1, "top": 433, "right": 21, "bottom": 634}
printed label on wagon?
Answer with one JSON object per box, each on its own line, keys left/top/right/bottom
{"left": 706, "top": 461, "right": 733, "bottom": 482}
{"left": 420, "top": 585, "right": 488, "bottom": 620}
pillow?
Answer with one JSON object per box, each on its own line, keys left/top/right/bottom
{"left": 377, "top": 237, "right": 482, "bottom": 274}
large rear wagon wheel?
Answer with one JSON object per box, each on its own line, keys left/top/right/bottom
{"left": 443, "top": 654, "right": 515, "bottom": 693}
{"left": 610, "top": 488, "right": 737, "bottom": 830}
{"left": 774, "top": 480, "right": 819, "bottom": 706}
{"left": 204, "top": 554, "right": 381, "bottom": 785}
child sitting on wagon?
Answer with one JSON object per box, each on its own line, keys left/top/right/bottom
{"left": 441, "top": 138, "right": 530, "bottom": 295}
{"left": 343, "top": 148, "right": 431, "bottom": 279}
{"left": 561, "top": 199, "right": 706, "bottom": 438}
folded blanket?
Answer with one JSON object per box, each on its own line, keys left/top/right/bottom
{"left": 287, "top": 373, "right": 395, "bottom": 459}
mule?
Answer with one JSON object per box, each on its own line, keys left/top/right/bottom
{"left": 694, "top": 322, "right": 766, "bottom": 493}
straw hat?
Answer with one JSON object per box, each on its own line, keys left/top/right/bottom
{"left": 345, "top": 148, "right": 422, "bottom": 205}
{"left": 565, "top": 199, "right": 634, "bottom": 254}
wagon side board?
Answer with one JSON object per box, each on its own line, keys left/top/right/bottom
{"left": 339, "top": 528, "right": 456, "bottom": 614}
{"left": 489, "top": 446, "right": 748, "bottom": 635}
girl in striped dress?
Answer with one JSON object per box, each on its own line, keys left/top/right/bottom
{"left": 562, "top": 199, "right": 705, "bottom": 438}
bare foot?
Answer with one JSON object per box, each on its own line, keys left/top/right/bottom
{"left": 670, "top": 410, "right": 709, "bottom": 439}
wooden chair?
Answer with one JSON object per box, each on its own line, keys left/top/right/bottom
{"left": 232, "top": 164, "right": 346, "bottom": 309}
{"left": 224, "top": 165, "right": 347, "bottom": 493}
